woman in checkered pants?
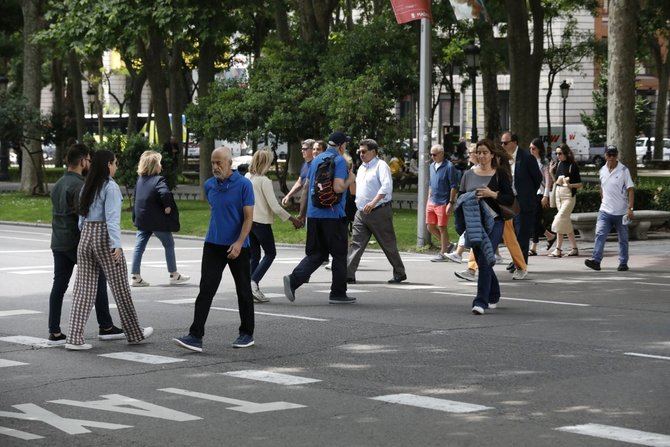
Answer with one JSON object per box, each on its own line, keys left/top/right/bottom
{"left": 65, "top": 150, "right": 153, "bottom": 350}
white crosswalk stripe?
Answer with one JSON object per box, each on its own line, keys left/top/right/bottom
{"left": 371, "top": 394, "right": 494, "bottom": 413}
{"left": 222, "top": 370, "right": 321, "bottom": 385}
{"left": 0, "top": 359, "right": 29, "bottom": 368}
{"left": 0, "top": 310, "right": 41, "bottom": 317}
{"left": 556, "top": 423, "right": 670, "bottom": 447}
{"left": 98, "top": 352, "right": 187, "bottom": 364}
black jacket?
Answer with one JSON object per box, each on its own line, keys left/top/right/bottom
{"left": 513, "top": 148, "right": 543, "bottom": 213}
{"left": 133, "top": 175, "right": 180, "bottom": 232}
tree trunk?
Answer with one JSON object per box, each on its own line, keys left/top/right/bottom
{"left": 297, "top": 0, "right": 337, "bottom": 46}
{"left": 546, "top": 73, "right": 554, "bottom": 146}
{"left": 67, "top": 50, "right": 85, "bottom": 142}
{"left": 476, "top": 19, "right": 501, "bottom": 140}
{"left": 197, "top": 37, "right": 217, "bottom": 199}
{"left": 607, "top": 0, "right": 639, "bottom": 179}
{"left": 288, "top": 140, "right": 302, "bottom": 175}
{"left": 505, "top": 0, "right": 544, "bottom": 148}
{"left": 138, "top": 29, "right": 171, "bottom": 146}
{"left": 20, "top": 0, "right": 45, "bottom": 195}
{"left": 651, "top": 41, "right": 669, "bottom": 160}
{"left": 52, "top": 57, "right": 66, "bottom": 167}
{"left": 123, "top": 55, "right": 146, "bottom": 137}
{"left": 273, "top": 0, "right": 291, "bottom": 44}
{"left": 344, "top": 0, "right": 354, "bottom": 30}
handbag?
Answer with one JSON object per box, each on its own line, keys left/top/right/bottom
{"left": 549, "top": 187, "right": 557, "bottom": 208}
{"left": 495, "top": 173, "right": 521, "bottom": 220}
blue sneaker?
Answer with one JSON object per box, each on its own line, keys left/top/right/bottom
{"left": 173, "top": 334, "right": 203, "bottom": 353}
{"left": 232, "top": 334, "right": 254, "bottom": 348}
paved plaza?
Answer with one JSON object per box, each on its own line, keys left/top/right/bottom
{"left": 0, "top": 223, "right": 669, "bottom": 446}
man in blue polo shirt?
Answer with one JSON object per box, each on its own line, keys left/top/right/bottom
{"left": 174, "top": 147, "right": 255, "bottom": 352}
{"left": 283, "top": 131, "right": 356, "bottom": 304}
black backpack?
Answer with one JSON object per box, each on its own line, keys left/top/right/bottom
{"left": 312, "top": 155, "right": 342, "bottom": 208}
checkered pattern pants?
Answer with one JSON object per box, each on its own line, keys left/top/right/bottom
{"left": 67, "top": 222, "right": 144, "bottom": 345}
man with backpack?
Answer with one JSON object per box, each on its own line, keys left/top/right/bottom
{"left": 284, "top": 131, "right": 356, "bottom": 304}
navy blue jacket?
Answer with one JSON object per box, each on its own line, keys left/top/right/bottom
{"left": 513, "top": 148, "right": 543, "bottom": 213}
{"left": 454, "top": 192, "right": 496, "bottom": 266}
{"left": 133, "top": 175, "right": 180, "bottom": 232}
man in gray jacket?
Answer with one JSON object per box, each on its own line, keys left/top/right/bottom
{"left": 47, "top": 144, "right": 123, "bottom": 344}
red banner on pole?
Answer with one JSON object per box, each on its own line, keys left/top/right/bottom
{"left": 390, "top": 0, "right": 432, "bottom": 24}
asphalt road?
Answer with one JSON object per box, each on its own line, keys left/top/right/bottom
{"left": 0, "top": 222, "right": 669, "bottom": 446}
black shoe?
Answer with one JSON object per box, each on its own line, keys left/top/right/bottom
{"left": 47, "top": 333, "right": 67, "bottom": 345}
{"left": 283, "top": 275, "right": 296, "bottom": 302}
{"left": 546, "top": 234, "right": 557, "bottom": 250}
{"left": 387, "top": 274, "right": 407, "bottom": 283}
{"left": 585, "top": 259, "right": 601, "bottom": 271}
{"left": 98, "top": 325, "right": 125, "bottom": 340}
{"left": 329, "top": 296, "right": 357, "bottom": 304}
{"left": 506, "top": 262, "right": 516, "bottom": 273}
{"left": 347, "top": 278, "right": 356, "bottom": 284}
{"left": 617, "top": 264, "right": 629, "bottom": 271}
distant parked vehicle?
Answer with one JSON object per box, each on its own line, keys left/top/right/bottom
{"left": 635, "top": 137, "right": 670, "bottom": 165}
{"left": 540, "top": 124, "right": 593, "bottom": 164}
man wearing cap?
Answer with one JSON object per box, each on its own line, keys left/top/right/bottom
{"left": 346, "top": 139, "right": 406, "bottom": 284}
{"left": 283, "top": 131, "right": 357, "bottom": 304}
{"left": 585, "top": 146, "right": 634, "bottom": 272}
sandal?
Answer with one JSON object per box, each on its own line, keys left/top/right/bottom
{"left": 528, "top": 249, "right": 538, "bottom": 256}
{"left": 548, "top": 248, "right": 562, "bottom": 258}
{"left": 566, "top": 248, "right": 579, "bottom": 257}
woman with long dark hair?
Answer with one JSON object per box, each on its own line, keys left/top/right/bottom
{"left": 529, "top": 138, "right": 555, "bottom": 255}
{"left": 548, "top": 143, "right": 582, "bottom": 257}
{"left": 456, "top": 139, "right": 515, "bottom": 315}
{"left": 66, "top": 149, "right": 152, "bottom": 350}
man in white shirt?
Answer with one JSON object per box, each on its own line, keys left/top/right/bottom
{"left": 585, "top": 145, "right": 635, "bottom": 272}
{"left": 346, "top": 139, "right": 406, "bottom": 283}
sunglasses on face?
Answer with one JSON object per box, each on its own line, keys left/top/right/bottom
{"left": 501, "top": 141, "right": 511, "bottom": 146}
{"left": 555, "top": 152, "right": 563, "bottom": 155}
{"left": 430, "top": 153, "right": 440, "bottom": 157}
{"left": 301, "top": 147, "right": 310, "bottom": 151}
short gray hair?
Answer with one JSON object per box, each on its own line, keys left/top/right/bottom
{"left": 359, "top": 139, "right": 379, "bottom": 152}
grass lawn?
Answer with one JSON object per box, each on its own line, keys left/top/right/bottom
{"left": 0, "top": 192, "right": 457, "bottom": 252}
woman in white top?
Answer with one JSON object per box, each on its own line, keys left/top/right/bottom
{"left": 245, "top": 150, "right": 301, "bottom": 302}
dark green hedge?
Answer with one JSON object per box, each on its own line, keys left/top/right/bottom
{"left": 573, "top": 186, "right": 669, "bottom": 213}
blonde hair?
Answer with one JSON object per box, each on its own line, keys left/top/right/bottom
{"left": 137, "top": 150, "right": 162, "bottom": 176}
{"left": 249, "top": 149, "right": 274, "bottom": 176}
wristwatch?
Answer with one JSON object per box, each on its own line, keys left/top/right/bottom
{"left": 629, "top": 207, "right": 634, "bottom": 211}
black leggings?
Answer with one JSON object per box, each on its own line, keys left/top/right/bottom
{"left": 532, "top": 194, "right": 550, "bottom": 244}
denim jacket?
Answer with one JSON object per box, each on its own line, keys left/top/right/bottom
{"left": 78, "top": 178, "right": 123, "bottom": 249}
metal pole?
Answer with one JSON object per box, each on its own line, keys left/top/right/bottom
{"left": 0, "top": 77, "right": 9, "bottom": 180}
{"left": 562, "top": 97, "right": 567, "bottom": 143}
{"left": 471, "top": 70, "right": 478, "bottom": 143}
{"left": 417, "top": 18, "right": 432, "bottom": 247}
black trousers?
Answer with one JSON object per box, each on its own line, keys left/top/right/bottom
{"left": 532, "top": 194, "right": 549, "bottom": 244}
{"left": 290, "top": 217, "right": 348, "bottom": 298}
{"left": 514, "top": 209, "right": 536, "bottom": 265}
{"left": 189, "top": 242, "right": 254, "bottom": 338}
{"left": 48, "top": 249, "right": 113, "bottom": 334}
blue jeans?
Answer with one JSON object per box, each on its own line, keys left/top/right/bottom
{"left": 591, "top": 211, "right": 629, "bottom": 264}
{"left": 472, "top": 219, "right": 504, "bottom": 309}
{"left": 249, "top": 222, "right": 277, "bottom": 284}
{"left": 48, "top": 249, "right": 113, "bottom": 334}
{"left": 131, "top": 230, "right": 177, "bottom": 274}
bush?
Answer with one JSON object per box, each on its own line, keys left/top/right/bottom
{"left": 655, "top": 186, "right": 670, "bottom": 211}
{"left": 573, "top": 185, "right": 667, "bottom": 212}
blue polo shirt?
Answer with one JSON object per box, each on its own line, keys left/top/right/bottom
{"left": 429, "top": 160, "right": 460, "bottom": 205}
{"left": 306, "top": 147, "right": 348, "bottom": 219}
{"left": 204, "top": 171, "right": 255, "bottom": 247}
{"left": 299, "top": 160, "right": 312, "bottom": 182}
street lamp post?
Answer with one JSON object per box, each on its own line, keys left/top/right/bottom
{"left": 464, "top": 43, "right": 480, "bottom": 143}
{"left": 560, "top": 80, "right": 570, "bottom": 144}
{"left": 86, "top": 86, "right": 97, "bottom": 120}
{"left": 0, "top": 74, "right": 10, "bottom": 181}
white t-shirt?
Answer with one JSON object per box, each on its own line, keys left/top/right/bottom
{"left": 599, "top": 162, "right": 634, "bottom": 215}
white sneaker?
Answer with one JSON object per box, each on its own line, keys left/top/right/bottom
{"left": 512, "top": 269, "right": 528, "bottom": 280}
{"left": 431, "top": 253, "right": 448, "bottom": 262}
{"left": 170, "top": 273, "right": 190, "bottom": 285}
{"left": 131, "top": 276, "right": 150, "bottom": 287}
{"left": 495, "top": 254, "right": 504, "bottom": 264}
{"left": 445, "top": 252, "right": 462, "bottom": 263}
{"left": 325, "top": 262, "right": 333, "bottom": 270}
{"left": 65, "top": 343, "right": 92, "bottom": 350}
{"left": 472, "top": 306, "right": 485, "bottom": 315}
{"left": 251, "top": 281, "right": 269, "bottom": 303}
{"left": 129, "top": 327, "right": 154, "bottom": 345}
{"left": 455, "top": 269, "right": 477, "bottom": 282}
{"left": 488, "top": 302, "right": 497, "bottom": 309}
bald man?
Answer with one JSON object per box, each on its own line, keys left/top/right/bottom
{"left": 174, "top": 147, "right": 256, "bottom": 352}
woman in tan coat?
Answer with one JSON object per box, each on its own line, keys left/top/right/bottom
{"left": 548, "top": 144, "right": 582, "bottom": 257}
